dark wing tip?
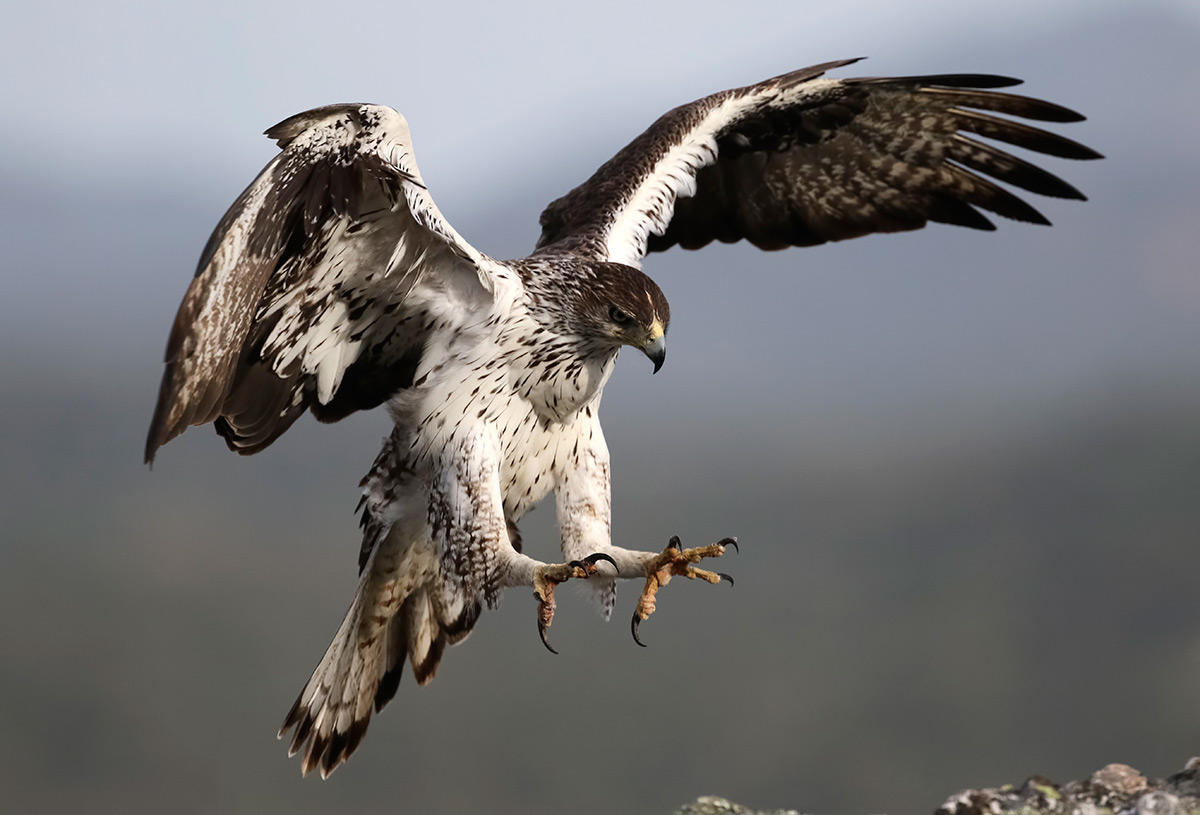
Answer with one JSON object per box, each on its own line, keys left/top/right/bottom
{"left": 770, "top": 56, "right": 867, "bottom": 88}
{"left": 852, "top": 73, "right": 1023, "bottom": 89}
{"left": 144, "top": 367, "right": 180, "bottom": 465}
{"left": 1013, "top": 205, "right": 1052, "bottom": 226}
{"left": 804, "top": 56, "right": 869, "bottom": 73}
{"left": 917, "top": 86, "right": 1092, "bottom": 123}
{"left": 1046, "top": 140, "right": 1102, "bottom": 161}
{"left": 1036, "top": 106, "right": 1087, "bottom": 124}
{"left": 923, "top": 73, "right": 1025, "bottom": 89}
{"left": 143, "top": 420, "right": 160, "bottom": 465}
{"left": 994, "top": 95, "right": 1089, "bottom": 123}
{"left": 950, "top": 109, "right": 1102, "bottom": 161}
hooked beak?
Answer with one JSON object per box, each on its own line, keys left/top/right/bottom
{"left": 641, "top": 321, "right": 666, "bottom": 374}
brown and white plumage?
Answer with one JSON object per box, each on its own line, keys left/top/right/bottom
{"left": 146, "top": 59, "right": 1099, "bottom": 777}
{"left": 145, "top": 104, "right": 497, "bottom": 460}
{"left": 536, "top": 58, "right": 1099, "bottom": 264}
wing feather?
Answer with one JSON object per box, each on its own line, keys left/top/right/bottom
{"left": 145, "top": 104, "right": 495, "bottom": 463}
{"left": 534, "top": 59, "right": 1101, "bottom": 266}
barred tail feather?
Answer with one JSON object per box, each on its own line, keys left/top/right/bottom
{"left": 278, "top": 540, "right": 482, "bottom": 777}
{"left": 278, "top": 575, "right": 390, "bottom": 778}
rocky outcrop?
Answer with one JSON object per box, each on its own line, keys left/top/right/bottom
{"left": 677, "top": 758, "right": 1200, "bottom": 815}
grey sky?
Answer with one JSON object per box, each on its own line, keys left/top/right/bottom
{"left": 1, "top": 0, "right": 1197, "bottom": 465}
{"left": 3, "top": 3, "right": 1198, "bottom": 413}
{"left": 7, "top": 0, "right": 1187, "bottom": 180}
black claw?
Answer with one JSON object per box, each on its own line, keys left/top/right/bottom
{"left": 630, "top": 612, "right": 648, "bottom": 647}
{"left": 584, "top": 552, "right": 617, "bottom": 569}
{"left": 718, "top": 537, "right": 739, "bottom": 553}
{"left": 538, "top": 621, "right": 559, "bottom": 655}
{"left": 667, "top": 535, "right": 682, "bottom": 551}
{"left": 569, "top": 553, "right": 617, "bottom": 574}
{"left": 719, "top": 572, "right": 735, "bottom": 586}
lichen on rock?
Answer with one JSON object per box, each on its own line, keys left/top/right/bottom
{"left": 676, "top": 759, "right": 1200, "bottom": 815}
{"left": 935, "top": 759, "right": 1199, "bottom": 815}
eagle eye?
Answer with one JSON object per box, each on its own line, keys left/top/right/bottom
{"left": 608, "top": 305, "right": 632, "bottom": 325}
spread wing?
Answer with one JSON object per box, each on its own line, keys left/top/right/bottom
{"left": 145, "top": 104, "right": 496, "bottom": 463}
{"left": 535, "top": 58, "right": 1102, "bottom": 267}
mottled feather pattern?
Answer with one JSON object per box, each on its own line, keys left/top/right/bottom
{"left": 536, "top": 60, "right": 1100, "bottom": 261}
{"left": 534, "top": 60, "right": 857, "bottom": 262}
{"left": 426, "top": 432, "right": 507, "bottom": 608}
{"left": 278, "top": 257, "right": 641, "bottom": 776}
{"left": 144, "top": 104, "right": 496, "bottom": 462}
{"left": 282, "top": 431, "right": 488, "bottom": 777}
{"left": 146, "top": 60, "right": 1098, "bottom": 778}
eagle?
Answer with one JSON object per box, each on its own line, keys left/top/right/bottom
{"left": 145, "top": 58, "right": 1099, "bottom": 777}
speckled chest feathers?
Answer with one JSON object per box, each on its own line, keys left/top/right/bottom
{"left": 382, "top": 255, "right": 669, "bottom": 521}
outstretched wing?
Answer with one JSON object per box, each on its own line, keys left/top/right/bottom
{"left": 535, "top": 58, "right": 1101, "bottom": 267}
{"left": 145, "top": 104, "right": 496, "bottom": 463}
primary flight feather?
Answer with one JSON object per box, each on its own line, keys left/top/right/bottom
{"left": 146, "top": 58, "right": 1100, "bottom": 777}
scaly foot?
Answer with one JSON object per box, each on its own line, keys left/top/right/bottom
{"left": 631, "top": 536, "right": 737, "bottom": 646}
{"left": 533, "top": 553, "right": 616, "bottom": 654}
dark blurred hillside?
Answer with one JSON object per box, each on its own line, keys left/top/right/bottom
{"left": 2, "top": 380, "right": 1197, "bottom": 814}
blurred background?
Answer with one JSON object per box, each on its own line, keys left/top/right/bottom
{"left": 2, "top": 1, "right": 1198, "bottom": 812}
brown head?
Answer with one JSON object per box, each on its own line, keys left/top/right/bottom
{"left": 568, "top": 262, "right": 670, "bottom": 372}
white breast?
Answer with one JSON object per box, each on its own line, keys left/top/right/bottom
{"left": 387, "top": 293, "right": 614, "bottom": 523}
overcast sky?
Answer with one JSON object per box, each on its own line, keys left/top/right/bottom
{"left": 2, "top": 0, "right": 1196, "bottom": 175}
{"left": 1, "top": 0, "right": 1198, "bottom": 421}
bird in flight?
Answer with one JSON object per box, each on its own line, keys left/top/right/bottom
{"left": 145, "top": 58, "right": 1099, "bottom": 777}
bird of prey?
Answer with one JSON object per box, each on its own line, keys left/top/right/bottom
{"left": 145, "top": 58, "right": 1099, "bottom": 777}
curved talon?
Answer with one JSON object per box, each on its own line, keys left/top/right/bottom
{"left": 631, "top": 612, "right": 647, "bottom": 647}
{"left": 567, "top": 552, "right": 617, "bottom": 575}
{"left": 583, "top": 552, "right": 617, "bottom": 570}
{"left": 537, "top": 620, "right": 559, "bottom": 655}
{"left": 629, "top": 537, "right": 734, "bottom": 647}
{"left": 536, "top": 554, "right": 616, "bottom": 656}
{"left": 535, "top": 585, "right": 559, "bottom": 655}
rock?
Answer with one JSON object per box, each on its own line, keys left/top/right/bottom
{"left": 1168, "top": 764, "right": 1200, "bottom": 798}
{"left": 678, "top": 759, "right": 1200, "bottom": 815}
{"left": 931, "top": 759, "right": 1199, "bottom": 815}
{"left": 676, "top": 796, "right": 799, "bottom": 815}
{"left": 1138, "top": 791, "right": 1182, "bottom": 815}
{"left": 1092, "top": 762, "right": 1148, "bottom": 795}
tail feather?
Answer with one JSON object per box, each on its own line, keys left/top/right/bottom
{"left": 279, "top": 561, "right": 482, "bottom": 777}
{"left": 278, "top": 584, "right": 386, "bottom": 777}
{"left": 372, "top": 609, "right": 409, "bottom": 713}
{"left": 402, "top": 589, "right": 441, "bottom": 686}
